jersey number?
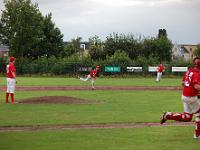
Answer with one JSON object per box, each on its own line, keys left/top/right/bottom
{"left": 184, "top": 72, "right": 193, "bottom": 87}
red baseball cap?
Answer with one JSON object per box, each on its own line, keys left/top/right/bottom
{"left": 9, "top": 57, "right": 16, "bottom": 62}
{"left": 96, "top": 66, "right": 100, "bottom": 68}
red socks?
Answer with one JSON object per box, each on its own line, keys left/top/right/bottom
{"left": 166, "top": 112, "right": 193, "bottom": 122}
{"left": 166, "top": 113, "right": 182, "bottom": 121}
{"left": 6, "top": 93, "right": 9, "bottom": 103}
{"left": 6, "top": 93, "right": 15, "bottom": 104}
{"left": 11, "top": 93, "right": 14, "bottom": 103}
{"left": 194, "top": 122, "right": 200, "bottom": 138}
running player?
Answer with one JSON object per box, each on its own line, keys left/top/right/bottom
{"left": 156, "top": 63, "right": 165, "bottom": 82}
{"left": 160, "top": 57, "right": 200, "bottom": 139}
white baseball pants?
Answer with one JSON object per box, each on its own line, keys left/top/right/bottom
{"left": 7, "top": 78, "right": 16, "bottom": 93}
{"left": 80, "top": 75, "right": 95, "bottom": 88}
{"left": 156, "top": 72, "right": 162, "bottom": 82}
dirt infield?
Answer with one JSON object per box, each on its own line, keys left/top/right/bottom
{"left": 19, "top": 96, "right": 92, "bottom": 104}
{"left": 0, "top": 122, "right": 194, "bottom": 132}
{"left": 0, "top": 85, "right": 181, "bottom": 91}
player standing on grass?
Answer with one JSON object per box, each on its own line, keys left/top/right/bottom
{"left": 160, "top": 57, "right": 200, "bottom": 139}
{"left": 155, "top": 63, "right": 165, "bottom": 82}
{"left": 6, "top": 57, "right": 17, "bottom": 104}
{"left": 79, "top": 66, "right": 100, "bottom": 90}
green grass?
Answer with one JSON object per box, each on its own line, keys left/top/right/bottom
{"left": 0, "top": 90, "right": 182, "bottom": 126}
{"left": 0, "top": 77, "right": 197, "bottom": 150}
{"left": 0, "top": 127, "right": 200, "bottom": 150}
{"left": 0, "top": 76, "right": 182, "bottom": 86}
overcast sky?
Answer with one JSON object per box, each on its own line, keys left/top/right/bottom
{"left": 1, "top": 0, "right": 200, "bottom": 44}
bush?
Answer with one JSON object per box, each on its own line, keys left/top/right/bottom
{"left": 14, "top": 54, "right": 193, "bottom": 76}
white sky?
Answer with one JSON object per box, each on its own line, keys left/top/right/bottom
{"left": 0, "top": 0, "right": 200, "bottom": 44}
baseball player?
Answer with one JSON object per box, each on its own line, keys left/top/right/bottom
{"left": 155, "top": 63, "right": 165, "bottom": 82}
{"left": 160, "top": 57, "right": 200, "bottom": 139}
{"left": 79, "top": 66, "right": 100, "bottom": 89}
{"left": 6, "top": 57, "right": 17, "bottom": 104}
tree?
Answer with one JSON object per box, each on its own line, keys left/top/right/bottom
{"left": 62, "top": 43, "right": 76, "bottom": 57}
{"left": 0, "top": 0, "right": 43, "bottom": 57}
{"left": 104, "top": 33, "right": 142, "bottom": 59}
{"left": 141, "top": 36, "right": 172, "bottom": 62}
{"left": 141, "top": 38, "right": 157, "bottom": 58}
{"left": 154, "top": 36, "right": 173, "bottom": 62}
{"left": 0, "top": 0, "right": 64, "bottom": 58}
{"left": 36, "top": 13, "right": 64, "bottom": 58}
{"left": 106, "top": 50, "right": 132, "bottom": 66}
{"left": 89, "top": 35, "right": 106, "bottom": 60}
{"left": 61, "top": 37, "right": 83, "bottom": 57}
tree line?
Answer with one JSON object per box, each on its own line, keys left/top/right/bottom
{"left": 0, "top": 0, "right": 199, "bottom": 75}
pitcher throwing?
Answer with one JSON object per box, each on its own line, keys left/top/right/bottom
{"left": 79, "top": 66, "right": 100, "bottom": 90}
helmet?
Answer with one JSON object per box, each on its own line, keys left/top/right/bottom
{"left": 9, "top": 57, "right": 16, "bottom": 62}
{"left": 193, "top": 57, "right": 200, "bottom": 68}
{"left": 96, "top": 66, "right": 100, "bottom": 68}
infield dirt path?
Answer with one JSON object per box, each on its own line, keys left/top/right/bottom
{"left": 0, "top": 85, "right": 182, "bottom": 91}
{"left": 0, "top": 122, "right": 194, "bottom": 132}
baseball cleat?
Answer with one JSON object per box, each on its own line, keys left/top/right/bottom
{"left": 193, "top": 134, "right": 200, "bottom": 139}
{"left": 160, "top": 112, "right": 168, "bottom": 124}
{"left": 194, "top": 129, "right": 200, "bottom": 139}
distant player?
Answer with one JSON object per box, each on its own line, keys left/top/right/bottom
{"left": 160, "top": 57, "right": 200, "bottom": 139}
{"left": 79, "top": 66, "right": 100, "bottom": 89}
{"left": 155, "top": 63, "right": 165, "bottom": 82}
{"left": 6, "top": 57, "right": 17, "bottom": 104}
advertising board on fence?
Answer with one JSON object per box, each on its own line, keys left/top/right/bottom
{"left": 105, "top": 66, "right": 121, "bottom": 72}
{"left": 127, "top": 67, "right": 143, "bottom": 72}
{"left": 78, "top": 66, "right": 188, "bottom": 73}
{"left": 148, "top": 66, "right": 157, "bottom": 72}
{"left": 172, "top": 67, "right": 188, "bottom": 72}
{"left": 78, "top": 67, "right": 92, "bottom": 72}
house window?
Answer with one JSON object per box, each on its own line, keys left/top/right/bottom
{"left": 80, "top": 44, "right": 86, "bottom": 50}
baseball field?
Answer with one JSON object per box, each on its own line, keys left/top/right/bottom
{"left": 0, "top": 77, "right": 200, "bottom": 150}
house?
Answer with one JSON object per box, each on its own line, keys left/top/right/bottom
{"left": 171, "top": 43, "right": 197, "bottom": 61}
{"left": 80, "top": 42, "right": 90, "bottom": 55}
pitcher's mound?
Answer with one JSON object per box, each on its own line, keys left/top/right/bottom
{"left": 19, "top": 96, "right": 91, "bottom": 104}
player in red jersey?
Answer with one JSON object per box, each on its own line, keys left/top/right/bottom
{"left": 155, "top": 63, "right": 165, "bottom": 82}
{"left": 160, "top": 57, "right": 200, "bottom": 139}
{"left": 79, "top": 66, "right": 100, "bottom": 89}
{"left": 6, "top": 57, "right": 17, "bottom": 104}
